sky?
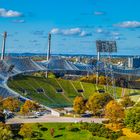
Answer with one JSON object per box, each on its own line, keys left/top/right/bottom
{"left": 0, "top": 0, "right": 140, "bottom": 55}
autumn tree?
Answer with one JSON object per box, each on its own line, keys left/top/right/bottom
{"left": 19, "top": 124, "right": 33, "bottom": 138}
{"left": 20, "top": 100, "right": 40, "bottom": 115}
{"left": 101, "top": 93, "right": 113, "bottom": 107}
{"left": 24, "top": 100, "right": 34, "bottom": 111}
{"left": 80, "top": 74, "right": 96, "bottom": 83}
{"left": 0, "top": 126, "right": 13, "bottom": 140}
{"left": 73, "top": 96, "right": 86, "bottom": 114}
{"left": 99, "top": 76, "right": 106, "bottom": 85}
{"left": 2, "top": 97, "right": 19, "bottom": 112}
{"left": 105, "top": 100, "right": 125, "bottom": 125}
{"left": 32, "top": 102, "right": 40, "bottom": 111}
{"left": 50, "top": 128, "right": 55, "bottom": 137}
{"left": 86, "top": 93, "right": 102, "bottom": 115}
{"left": 0, "top": 97, "right": 3, "bottom": 110}
{"left": 120, "top": 96, "right": 134, "bottom": 108}
{"left": 20, "top": 105, "right": 30, "bottom": 116}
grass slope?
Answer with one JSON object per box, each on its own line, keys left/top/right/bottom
{"left": 8, "top": 75, "right": 140, "bottom": 108}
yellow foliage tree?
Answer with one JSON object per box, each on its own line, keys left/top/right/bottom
{"left": 20, "top": 105, "right": 30, "bottom": 116}
{"left": 73, "top": 96, "right": 86, "bottom": 114}
{"left": 19, "top": 124, "right": 33, "bottom": 138}
{"left": 105, "top": 100, "right": 125, "bottom": 125}
{"left": 0, "top": 96, "right": 3, "bottom": 110}
{"left": 99, "top": 76, "right": 106, "bottom": 85}
{"left": 86, "top": 93, "right": 102, "bottom": 115}
{"left": 20, "top": 100, "right": 40, "bottom": 115}
{"left": 2, "top": 97, "right": 19, "bottom": 112}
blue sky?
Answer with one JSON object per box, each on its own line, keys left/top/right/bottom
{"left": 0, "top": 0, "right": 140, "bottom": 55}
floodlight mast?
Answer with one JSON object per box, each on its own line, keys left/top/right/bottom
{"left": 1, "top": 32, "right": 7, "bottom": 60}
{"left": 46, "top": 33, "right": 51, "bottom": 78}
{"left": 96, "top": 40, "right": 117, "bottom": 98}
{"left": 47, "top": 33, "right": 51, "bottom": 61}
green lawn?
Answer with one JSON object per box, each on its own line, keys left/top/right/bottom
{"left": 22, "top": 123, "right": 107, "bottom": 140}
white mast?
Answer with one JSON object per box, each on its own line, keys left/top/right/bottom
{"left": 1, "top": 32, "right": 7, "bottom": 60}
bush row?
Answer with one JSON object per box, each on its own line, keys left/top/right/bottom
{"left": 80, "top": 122, "right": 123, "bottom": 140}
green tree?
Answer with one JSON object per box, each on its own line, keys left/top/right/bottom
{"left": 124, "top": 106, "right": 140, "bottom": 134}
{"left": 105, "top": 100, "right": 125, "bottom": 125}
{"left": 73, "top": 96, "right": 86, "bottom": 114}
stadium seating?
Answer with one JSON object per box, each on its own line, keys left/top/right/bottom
{"left": 0, "top": 86, "right": 16, "bottom": 98}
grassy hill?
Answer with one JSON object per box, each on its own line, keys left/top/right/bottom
{"left": 7, "top": 75, "right": 140, "bottom": 108}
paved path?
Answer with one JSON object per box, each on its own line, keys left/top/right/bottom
{"left": 6, "top": 114, "right": 105, "bottom": 124}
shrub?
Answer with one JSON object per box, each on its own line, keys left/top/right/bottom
{"left": 40, "top": 127, "right": 48, "bottom": 131}
{"left": 102, "top": 120, "right": 110, "bottom": 124}
{"left": 36, "top": 123, "right": 43, "bottom": 128}
{"left": 80, "top": 122, "right": 89, "bottom": 130}
{"left": 124, "top": 106, "right": 140, "bottom": 134}
{"left": 58, "top": 127, "right": 65, "bottom": 130}
{"left": 32, "top": 131, "right": 42, "bottom": 138}
{"left": 80, "top": 122, "right": 123, "bottom": 140}
{"left": 66, "top": 124, "right": 80, "bottom": 132}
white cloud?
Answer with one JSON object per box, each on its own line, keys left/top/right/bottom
{"left": 62, "top": 28, "right": 81, "bottom": 35}
{"left": 50, "top": 28, "right": 60, "bottom": 34}
{"left": 111, "top": 32, "right": 121, "bottom": 36}
{"left": 96, "top": 28, "right": 104, "bottom": 33}
{"left": 96, "top": 28, "right": 121, "bottom": 36}
{"left": 114, "top": 21, "right": 140, "bottom": 28}
{"left": 0, "top": 8, "right": 22, "bottom": 17}
{"left": 12, "top": 19, "right": 25, "bottom": 23}
{"left": 80, "top": 31, "right": 92, "bottom": 37}
{"left": 50, "top": 28, "right": 92, "bottom": 37}
{"left": 95, "top": 28, "right": 110, "bottom": 35}
{"left": 94, "top": 11, "right": 106, "bottom": 15}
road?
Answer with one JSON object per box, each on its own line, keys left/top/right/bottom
{"left": 6, "top": 114, "right": 105, "bottom": 124}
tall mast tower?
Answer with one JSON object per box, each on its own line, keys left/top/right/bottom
{"left": 46, "top": 33, "right": 51, "bottom": 78}
{"left": 1, "top": 32, "right": 7, "bottom": 60}
{"left": 47, "top": 33, "right": 51, "bottom": 61}
{"left": 96, "top": 40, "right": 117, "bottom": 98}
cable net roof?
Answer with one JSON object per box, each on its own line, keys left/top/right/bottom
{"left": 44, "top": 56, "right": 79, "bottom": 71}
{"left": 6, "top": 57, "right": 42, "bottom": 72}
{"left": 41, "top": 56, "right": 95, "bottom": 72}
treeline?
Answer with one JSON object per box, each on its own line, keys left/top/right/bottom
{"left": 80, "top": 74, "right": 129, "bottom": 88}
{"left": 73, "top": 93, "right": 140, "bottom": 135}
{"left": 0, "top": 96, "right": 42, "bottom": 139}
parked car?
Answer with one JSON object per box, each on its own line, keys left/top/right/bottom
{"left": 81, "top": 113, "right": 92, "bottom": 118}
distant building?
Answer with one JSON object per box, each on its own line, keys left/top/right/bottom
{"left": 128, "top": 57, "right": 140, "bottom": 68}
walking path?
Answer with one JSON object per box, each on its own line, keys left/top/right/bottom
{"left": 6, "top": 114, "right": 105, "bottom": 124}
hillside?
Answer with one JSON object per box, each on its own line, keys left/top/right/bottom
{"left": 7, "top": 75, "right": 140, "bottom": 108}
